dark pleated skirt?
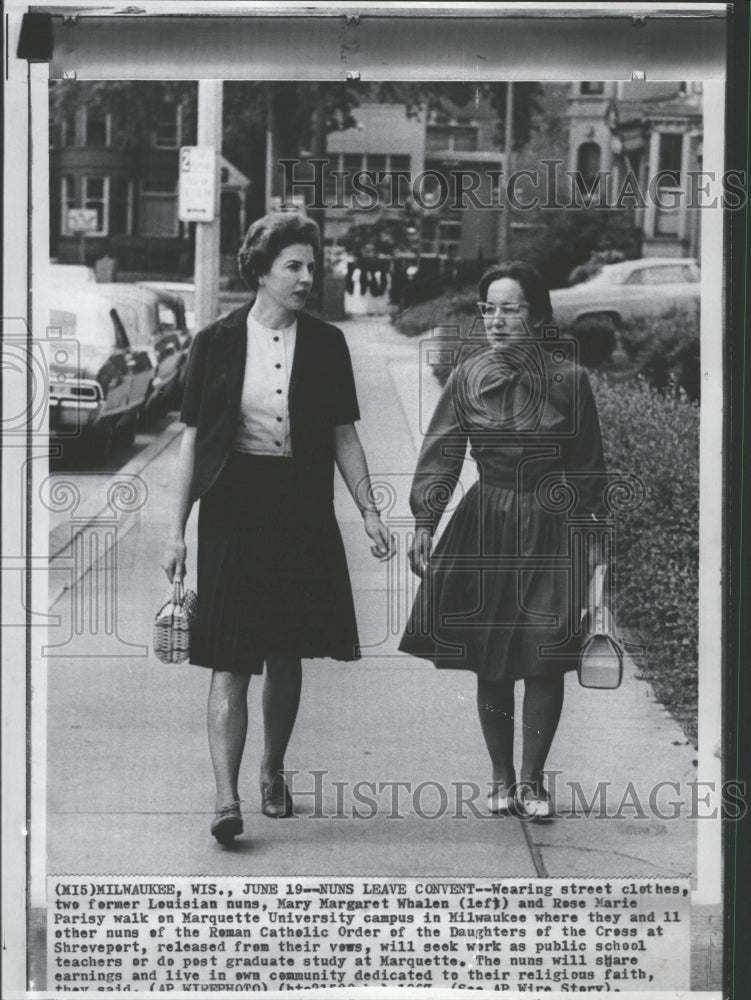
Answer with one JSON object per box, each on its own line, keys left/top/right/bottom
{"left": 399, "top": 481, "right": 582, "bottom": 681}
{"left": 191, "top": 452, "right": 360, "bottom": 673}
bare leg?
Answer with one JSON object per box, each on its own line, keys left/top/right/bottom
{"left": 260, "top": 654, "right": 302, "bottom": 784}
{"left": 207, "top": 670, "right": 251, "bottom": 810}
{"left": 520, "top": 675, "right": 564, "bottom": 790}
{"left": 477, "top": 678, "right": 516, "bottom": 789}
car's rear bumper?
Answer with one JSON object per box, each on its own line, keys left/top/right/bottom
{"left": 48, "top": 396, "right": 102, "bottom": 432}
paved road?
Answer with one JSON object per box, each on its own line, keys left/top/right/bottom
{"left": 45, "top": 316, "right": 700, "bottom": 879}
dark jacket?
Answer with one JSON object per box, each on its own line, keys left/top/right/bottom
{"left": 180, "top": 302, "right": 360, "bottom": 504}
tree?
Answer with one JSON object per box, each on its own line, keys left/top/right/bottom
{"left": 48, "top": 80, "right": 198, "bottom": 150}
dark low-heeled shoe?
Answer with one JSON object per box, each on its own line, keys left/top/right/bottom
{"left": 260, "top": 775, "right": 293, "bottom": 818}
{"left": 211, "top": 801, "right": 243, "bottom": 844}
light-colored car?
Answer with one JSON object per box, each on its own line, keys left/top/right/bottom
{"left": 49, "top": 262, "right": 97, "bottom": 284}
{"left": 549, "top": 257, "right": 700, "bottom": 335}
{"left": 47, "top": 288, "right": 154, "bottom": 460}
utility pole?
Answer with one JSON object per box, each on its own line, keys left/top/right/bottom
{"left": 498, "top": 81, "right": 514, "bottom": 262}
{"left": 193, "top": 80, "right": 223, "bottom": 331}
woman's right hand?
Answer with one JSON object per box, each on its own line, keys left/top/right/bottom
{"left": 162, "top": 538, "right": 187, "bottom": 584}
{"left": 409, "top": 527, "right": 433, "bottom": 578}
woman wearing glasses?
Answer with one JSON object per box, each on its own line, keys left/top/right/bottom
{"left": 399, "top": 262, "right": 607, "bottom": 818}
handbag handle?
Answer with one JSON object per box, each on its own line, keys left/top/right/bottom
{"left": 589, "top": 564, "right": 607, "bottom": 635}
{"left": 173, "top": 578, "right": 184, "bottom": 606}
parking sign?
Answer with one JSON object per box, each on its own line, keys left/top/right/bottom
{"left": 178, "top": 146, "right": 217, "bottom": 222}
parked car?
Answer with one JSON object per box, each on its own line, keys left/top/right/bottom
{"left": 550, "top": 257, "right": 700, "bottom": 333}
{"left": 138, "top": 280, "right": 196, "bottom": 332}
{"left": 96, "top": 283, "right": 187, "bottom": 415}
{"left": 47, "top": 288, "right": 154, "bottom": 460}
{"left": 137, "top": 281, "right": 195, "bottom": 400}
{"left": 49, "top": 262, "right": 97, "bottom": 285}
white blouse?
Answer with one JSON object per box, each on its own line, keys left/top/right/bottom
{"left": 232, "top": 312, "right": 297, "bottom": 457}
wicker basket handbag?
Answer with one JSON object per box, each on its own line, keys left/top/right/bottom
{"left": 153, "top": 579, "right": 198, "bottom": 664}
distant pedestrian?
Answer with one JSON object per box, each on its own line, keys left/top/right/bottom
{"left": 162, "top": 212, "right": 394, "bottom": 844}
{"left": 400, "top": 262, "right": 608, "bottom": 818}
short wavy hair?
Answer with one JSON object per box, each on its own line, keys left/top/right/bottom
{"left": 478, "top": 261, "right": 552, "bottom": 327}
{"left": 237, "top": 212, "right": 321, "bottom": 291}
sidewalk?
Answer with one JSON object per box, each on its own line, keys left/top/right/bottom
{"left": 46, "top": 315, "right": 699, "bottom": 880}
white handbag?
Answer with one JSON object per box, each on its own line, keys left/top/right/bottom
{"left": 578, "top": 565, "right": 624, "bottom": 689}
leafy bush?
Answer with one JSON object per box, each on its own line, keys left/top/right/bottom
{"left": 392, "top": 286, "right": 477, "bottom": 339}
{"left": 619, "top": 305, "right": 700, "bottom": 401}
{"left": 590, "top": 372, "right": 699, "bottom": 743}
{"left": 567, "top": 249, "right": 626, "bottom": 287}
{"left": 563, "top": 314, "right": 617, "bottom": 367}
{"left": 511, "top": 208, "right": 643, "bottom": 290}
{"left": 341, "top": 218, "right": 415, "bottom": 257}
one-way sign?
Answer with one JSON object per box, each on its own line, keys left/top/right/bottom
{"left": 178, "top": 146, "right": 217, "bottom": 223}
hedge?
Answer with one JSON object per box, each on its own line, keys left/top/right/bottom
{"left": 588, "top": 372, "right": 699, "bottom": 744}
{"left": 619, "top": 304, "right": 700, "bottom": 401}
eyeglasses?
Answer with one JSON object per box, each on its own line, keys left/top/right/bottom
{"left": 477, "top": 301, "right": 530, "bottom": 318}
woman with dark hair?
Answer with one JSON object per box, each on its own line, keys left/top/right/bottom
{"left": 163, "top": 212, "right": 393, "bottom": 844}
{"left": 399, "top": 261, "right": 607, "bottom": 819}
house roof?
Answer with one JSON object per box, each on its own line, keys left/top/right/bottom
{"left": 219, "top": 154, "right": 250, "bottom": 191}
{"left": 614, "top": 98, "right": 703, "bottom": 125}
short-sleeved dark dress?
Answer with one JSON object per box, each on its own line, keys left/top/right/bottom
{"left": 180, "top": 305, "right": 361, "bottom": 674}
{"left": 399, "top": 341, "right": 607, "bottom": 681}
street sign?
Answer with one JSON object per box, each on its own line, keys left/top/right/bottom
{"left": 178, "top": 145, "right": 217, "bottom": 223}
{"left": 67, "top": 208, "right": 98, "bottom": 234}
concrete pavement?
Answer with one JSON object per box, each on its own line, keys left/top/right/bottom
{"left": 46, "top": 315, "right": 700, "bottom": 880}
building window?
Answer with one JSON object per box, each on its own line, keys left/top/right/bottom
{"left": 139, "top": 178, "right": 178, "bottom": 237}
{"left": 574, "top": 142, "right": 602, "bottom": 202}
{"left": 420, "top": 212, "right": 462, "bottom": 258}
{"left": 83, "top": 177, "right": 110, "bottom": 235}
{"left": 85, "top": 110, "right": 111, "bottom": 147}
{"left": 60, "top": 176, "right": 109, "bottom": 236}
{"left": 60, "top": 176, "right": 76, "bottom": 235}
{"left": 453, "top": 128, "right": 478, "bottom": 152}
{"left": 657, "top": 132, "right": 683, "bottom": 187}
{"left": 53, "top": 110, "right": 79, "bottom": 147}
{"left": 153, "top": 102, "right": 182, "bottom": 149}
{"left": 323, "top": 153, "right": 412, "bottom": 202}
{"left": 425, "top": 125, "right": 478, "bottom": 153}
{"left": 580, "top": 82, "right": 605, "bottom": 95}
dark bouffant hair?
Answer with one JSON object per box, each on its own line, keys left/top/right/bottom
{"left": 237, "top": 212, "right": 321, "bottom": 290}
{"left": 478, "top": 261, "right": 553, "bottom": 326}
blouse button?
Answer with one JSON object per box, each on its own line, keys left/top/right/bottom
{"left": 276, "top": 389, "right": 283, "bottom": 394}
{"left": 273, "top": 336, "right": 280, "bottom": 342}
{"left": 275, "top": 363, "right": 281, "bottom": 369}
{"left": 276, "top": 416, "right": 283, "bottom": 422}
{"left": 275, "top": 441, "right": 281, "bottom": 447}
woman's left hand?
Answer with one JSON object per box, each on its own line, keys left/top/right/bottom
{"left": 363, "top": 511, "right": 396, "bottom": 561}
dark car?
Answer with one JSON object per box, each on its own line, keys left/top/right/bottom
{"left": 96, "top": 283, "right": 187, "bottom": 416}
{"left": 47, "top": 288, "right": 154, "bottom": 461}
{"left": 138, "top": 281, "right": 195, "bottom": 401}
